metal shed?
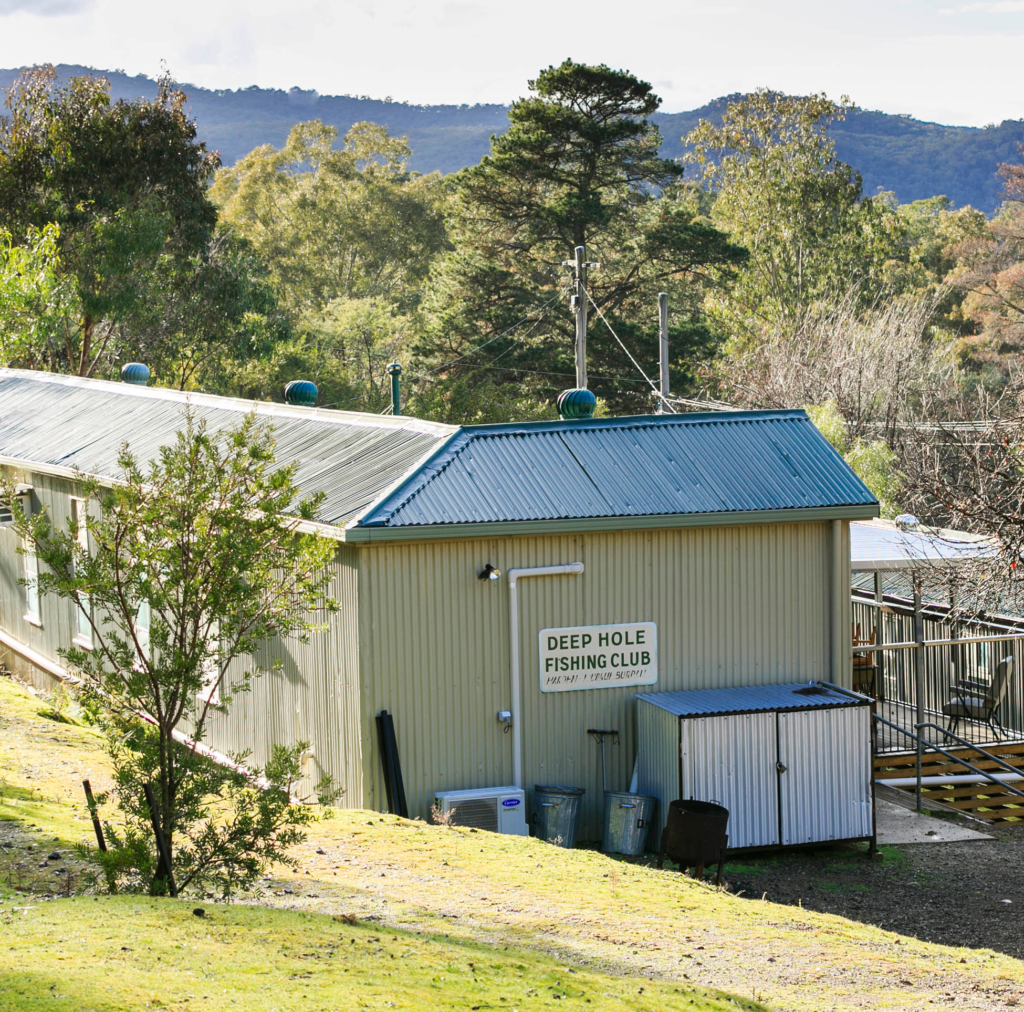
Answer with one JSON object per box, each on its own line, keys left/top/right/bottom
{"left": 636, "top": 683, "right": 874, "bottom": 850}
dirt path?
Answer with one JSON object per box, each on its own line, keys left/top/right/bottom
{"left": 260, "top": 814, "right": 1024, "bottom": 1012}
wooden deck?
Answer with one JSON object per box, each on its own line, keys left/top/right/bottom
{"left": 875, "top": 740, "right": 1024, "bottom": 821}
{"left": 874, "top": 698, "right": 1018, "bottom": 752}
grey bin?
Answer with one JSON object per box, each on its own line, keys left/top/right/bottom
{"left": 602, "top": 791, "right": 656, "bottom": 856}
{"left": 532, "top": 785, "right": 585, "bottom": 848}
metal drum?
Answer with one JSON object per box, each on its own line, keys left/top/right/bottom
{"left": 532, "top": 785, "right": 585, "bottom": 848}
{"left": 601, "top": 791, "right": 656, "bottom": 856}
{"left": 658, "top": 799, "right": 729, "bottom": 883}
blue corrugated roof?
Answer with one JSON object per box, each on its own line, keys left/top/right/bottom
{"left": 0, "top": 372, "right": 878, "bottom": 536}
{"left": 357, "top": 411, "right": 878, "bottom": 528}
{"left": 637, "top": 682, "right": 860, "bottom": 717}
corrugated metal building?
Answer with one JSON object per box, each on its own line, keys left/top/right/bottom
{"left": 0, "top": 369, "right": 878, "bottom": 838}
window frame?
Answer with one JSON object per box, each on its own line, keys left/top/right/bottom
{"left": 70, "top": 497, "right": 93, "bottom": 647}
{"left": 23, "top": 532, "right": 40, "bottom": 627}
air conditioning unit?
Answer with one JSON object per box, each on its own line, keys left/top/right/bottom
{"left": 433, "top": 786, "right": 528, "bottom": 836}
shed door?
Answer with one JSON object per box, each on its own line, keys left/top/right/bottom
{"left": 777, "top": 706, "right": 873, "bottom": 846}
{"left": 683, "top": 713, "right": 779, "bottom": 849}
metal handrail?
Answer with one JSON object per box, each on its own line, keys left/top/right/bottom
{"left": 854, "top": 632, "right": 1024, "bottom": 652}
{"left": 915, "top": 722, "right": 1024, "bottom": 781}
{"left": 872, "top": 711, "right": 1024, "bottom": 809}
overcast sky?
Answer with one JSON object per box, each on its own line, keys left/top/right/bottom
{"left": 0, "top": 0, "right": 1020, "bottom": 126}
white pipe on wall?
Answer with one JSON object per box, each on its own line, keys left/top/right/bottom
{"left": 507, "top": 563, "right": 584, "bottom": 788}
{"left": 831, "top": 519, "right": 845, "bottom": 684}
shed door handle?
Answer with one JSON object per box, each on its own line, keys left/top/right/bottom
{"left": 776, "top": 761, "right": 788, "bottom": 773}
{"left": 541, "top": 803, "right": 557, "bottom": 808}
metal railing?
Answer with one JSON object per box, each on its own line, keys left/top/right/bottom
{"left": 852, "top": 593, "right": 1024, "bottom": 752}
{"left": 872, "top": 710, "right": 1024, "bottom": 811}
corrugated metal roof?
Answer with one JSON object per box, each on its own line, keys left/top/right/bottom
{"left": 358, "top": 411, "right": 878, "bottom": 528}
{"left": 637, "top": 682, "right": 860, "bottom": 717}
{"left": 850, "top": 519, "right": 998, "bottom": 571}
{"left": 0, "top": 372, "right": 878, "bottom": 534}
{"left": 0, "top": 370, "right": 454, "bottom": 527}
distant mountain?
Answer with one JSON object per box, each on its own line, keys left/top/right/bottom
{"left": 2, "top": 65, "right": 1022, "bottom": 213}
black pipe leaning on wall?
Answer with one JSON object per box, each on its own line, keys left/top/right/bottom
{"left": 376, "top": 710, "right": 408, "bottom": 818}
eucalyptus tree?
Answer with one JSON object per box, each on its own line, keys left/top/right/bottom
{"left": 0, "top": 66, "right": 223, "bottom": 376}
{"left": 685, "top": 90, "right": 903, "bottom": 342}
{"left": 212, "top": 119, "right": 449, "bottom": 314}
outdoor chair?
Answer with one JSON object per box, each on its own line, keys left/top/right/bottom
{"left": 941, "top": 655, "right": 1014, "bottom": 741}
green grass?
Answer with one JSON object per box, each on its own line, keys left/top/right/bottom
{"left": 3, "top": 675, "right": 1024, "bottom": 1011}
{"left": 0, "top": 895, "right": 764, "bottom": 1012}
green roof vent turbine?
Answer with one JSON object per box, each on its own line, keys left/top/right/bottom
{"left": 120, "top": 362, "right": 150, "bottom": 385}
{"left": 557, "top": 387, "right": 596, "bottom": 420}
{"left": 284, "top": 380, "right": 318, "bottom": 407}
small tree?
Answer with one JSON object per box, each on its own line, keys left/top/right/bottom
{"left": 3, "top": 411, "right": 338, "bottom": 896}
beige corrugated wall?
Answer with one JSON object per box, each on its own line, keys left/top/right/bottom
{"left": 205, "top": 545, "right": 364, "bottom": 806}
{"left": 0, "top": 469, "right": 366, "bottom": 806}
{"left": 0, "top": 470, "right": 86, "bottom": 690}
{"left": 357, "top": 521, "right": 840, "bottom": 838}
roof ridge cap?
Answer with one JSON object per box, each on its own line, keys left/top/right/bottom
{"left": 0, "top": 368, "right": 456, "bottom": 438}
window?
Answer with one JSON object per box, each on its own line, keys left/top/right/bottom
{"left": 197, "top": 621, "right": 221, "bottom": 706}
{"left": 136, "top": 600, "right": 151, "bottom": 664}
{"left": 2, "top": 484, "right": 32, "bottom": 528}
{"left": 70, "top": 498, "right": 92, "bottom": 646}
{"left": 23, "top": 534, "right": 40, "bottom": 625}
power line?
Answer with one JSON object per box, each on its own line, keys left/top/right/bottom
{"left": 584, "top": 288, "right": 675, "bottom": 413}
{"left": 408, "top": 286, "right": 569, "bottom": 383}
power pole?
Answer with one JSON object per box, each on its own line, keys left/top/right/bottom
{"left": 563, "top": 244, "right": 599, "bottom": 389}
{"left": 658, "top": 292, "right": 669, "bottom": 413}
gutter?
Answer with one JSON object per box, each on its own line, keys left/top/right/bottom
{"left": 347, "top": 504, "right": 879, "bottom": 543}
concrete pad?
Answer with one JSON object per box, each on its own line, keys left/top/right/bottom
{"left": 875, "top": 798, "right": 993, "bottom": 844}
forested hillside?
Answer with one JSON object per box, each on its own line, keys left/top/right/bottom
{"left": 1, "top": 64, "right": 1021, "bottom": 212}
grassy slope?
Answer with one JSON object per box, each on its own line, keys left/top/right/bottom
{"left": 2, "top": 674, "right": 1023, "bottom": 1011}
{"left": 0, "top": 896, "right": 759, "bottom": 1012}
{"left": 0, "top": 676, "right": 757, "bottom": 1011}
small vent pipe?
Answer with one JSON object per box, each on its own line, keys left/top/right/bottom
{"left": 386, "top": 362, "right": 402, "bottom": 416}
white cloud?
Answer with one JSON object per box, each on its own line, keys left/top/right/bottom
{"left": 0, "top": 0, "right": 94, "bottom": 14}
{"left": 954, "top": 1, "right": 1024, "bottom": 11}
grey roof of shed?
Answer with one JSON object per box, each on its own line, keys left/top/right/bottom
{"left": 0, "top": 371, "right": 878, "bottom": 538}
{"left": 850, "top": 519, "right": 998, "bottom": 571}
{"left": 637, "top": 682, "right": 862, "bottom": 717}
{"left": 0, "top": 369, "right": 454, "bottom": 528}
{"left": 356, "top": 411, "right": 878, "bottom": 530}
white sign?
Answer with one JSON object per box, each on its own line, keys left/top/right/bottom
{"left": 539, "top": 622, "right": 657, "bottom": 693}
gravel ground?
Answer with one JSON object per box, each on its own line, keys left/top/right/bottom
{"left": 723, "top": 813, "right": 1024, "bottom": 958}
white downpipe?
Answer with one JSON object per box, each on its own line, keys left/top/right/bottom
{"left": 831, "top": 519, "right": 845, "bottom": 683}
{"left": 507, "top": 563, "right": 584, "bottom": 789}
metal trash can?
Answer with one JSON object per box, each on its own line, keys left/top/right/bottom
{"left": 657, "top": 799, "right": 729, "bottom": 884}
{"left": 532, "top": 785, "right": 585, "bottom": 848}
{"left": 602, "top": 791, "right": 656, "bottom": 856}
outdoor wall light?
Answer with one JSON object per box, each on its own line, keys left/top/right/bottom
{"left": 479, "top": 563, "right": 501, "bottom": 581}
